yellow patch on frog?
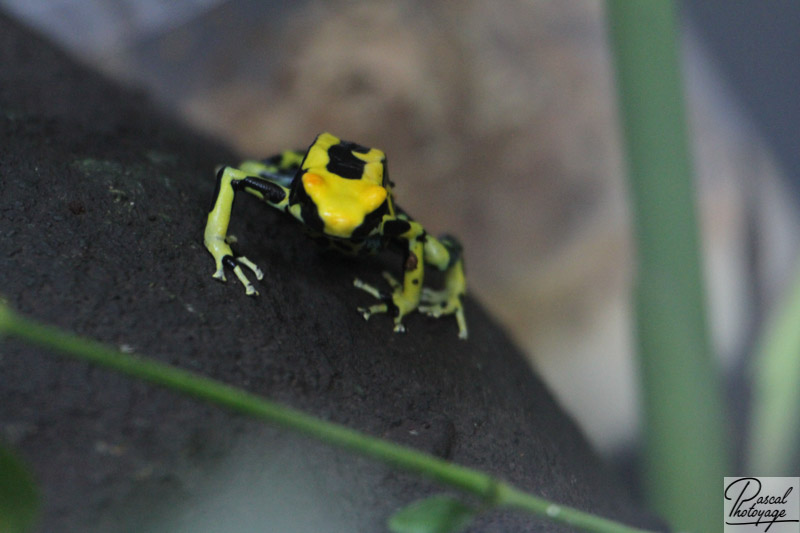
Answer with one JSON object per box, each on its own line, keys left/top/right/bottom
{"left": 302, "top": 139, "right": 332, "bottom": 170}
{"left": 350, "top": 149, "right": 386, "bottom": 186}
{"left": 302, "top": 172, "right": 387, "bottom": 237}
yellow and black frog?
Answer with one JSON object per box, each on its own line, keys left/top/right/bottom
{"left": 204, "top": 132, "right": 467, "bottom": 339}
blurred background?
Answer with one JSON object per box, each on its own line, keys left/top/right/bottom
{"left": 3, "top": 0, "right": 797, "bottom": 466}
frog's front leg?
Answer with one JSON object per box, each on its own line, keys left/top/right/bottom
{"left": 204, "top": 166, "right": 288, "bottom": 295}
{"left": 354, "top": 221, "right": 426, "bottom": 333}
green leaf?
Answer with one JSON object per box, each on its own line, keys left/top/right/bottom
{"left": 0, "top": 444, "right": 39, "bottom": 533}
{"left": 388, "top": 495, "right": 476, "bottom": 533}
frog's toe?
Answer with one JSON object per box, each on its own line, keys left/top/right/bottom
{"left": 418, "top": 303, "right": 443, "bottom": 318}
{"left": 357, "top": 302, "right": 388, "bottom": 321}
{"left": 237, "top": 256, "right": 264, "bottom": 280}
{"left": 236, "top": 272, "right": 259, "bottom": 296}
{"left": 212, "top": 268, "right": 227, "bottom": 282}
{"left": 381, "top": 271, "right": 401, "bottom": 290}
{"left": 220, "top": 255, "right": 263, "bottom": 296}
{"left": 353, "top": 278, "right": 385, "bottom": 300}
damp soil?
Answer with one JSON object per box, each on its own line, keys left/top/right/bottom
{"left": 0, "top": 13, "right": 664, "bottom": 532}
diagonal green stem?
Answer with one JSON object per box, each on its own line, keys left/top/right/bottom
{"left": 0, "top": 302, "right": 654, "bottom": 533}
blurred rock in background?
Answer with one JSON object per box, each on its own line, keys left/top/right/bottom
{"left": 4, "top": 0, "right": 797, "bottom": 456}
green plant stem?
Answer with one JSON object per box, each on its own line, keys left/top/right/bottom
{"left": 606, "top": 2, "right": 729, "bottom": 532}
{"left": 748, "top": 256, "right": 800, "bottom": 475}
{"left": 0, "top": 302, "right": 654, "bottom": 533}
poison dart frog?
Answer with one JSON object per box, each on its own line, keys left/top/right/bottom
{"left": 204, "top": 132, "right": 467, "bottom": 339}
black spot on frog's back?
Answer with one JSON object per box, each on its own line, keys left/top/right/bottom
{"left": 326, "top": 142, "right": 370, "bottom": 180}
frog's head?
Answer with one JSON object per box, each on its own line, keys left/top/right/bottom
{"left": 292, "top": 133, "right": 391, "bottom": 239}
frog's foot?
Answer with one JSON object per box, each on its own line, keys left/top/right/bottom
{"left": 213, "top": 254, "right": 264, "bottom": 296}
{"left": 419, "top": 287, "right": 468, "bottom": 340}
{"left": 353, "top": 272, "right": 414, "bottom": 333}
{"left": 206, "top": 233, "right": 264, "bottom": 295}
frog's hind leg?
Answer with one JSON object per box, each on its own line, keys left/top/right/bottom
{"left": 418, "top": 235, "right": 468, "bottom": 339}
